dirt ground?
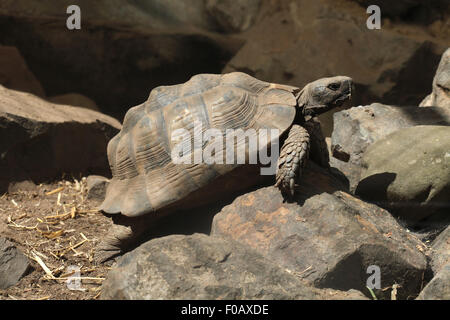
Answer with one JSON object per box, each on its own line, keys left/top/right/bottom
{"left": 0, "top": 178, "right": 113, "bottom": 300}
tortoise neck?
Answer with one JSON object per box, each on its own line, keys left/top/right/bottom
{"left": 293, "top": 107, "right": 308, "bottom": 125}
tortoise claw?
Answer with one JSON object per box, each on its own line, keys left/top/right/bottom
{"left": 290, "top": 178, "right": 295, "bottom": 197}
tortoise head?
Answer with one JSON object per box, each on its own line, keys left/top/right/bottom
{"left": 296, "top": 76, "right": 353, "bottom": 117}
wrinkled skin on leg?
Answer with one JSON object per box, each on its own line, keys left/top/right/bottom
{"left": 95, "top": 223, "right": 133, "bottom": 264}
{"left": 95, "top": 214, "right": 158, "bottom": 264}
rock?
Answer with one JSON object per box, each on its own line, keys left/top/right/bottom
{"left": 101, "top": 233, "right": 367, "bottom": 300}
{"left": 211, "top": 186, "right": 427, "bottom": 300}
{"left": 420, "top": 48, "right": 450, "bottom": 109}
{"left": 417, "top": 264, "right": 450, "bottom": 300}
{"left": 0, "top": 45, "right": 45, "bottom": 97}
{"left": 330, "top": 104, "right": 450, "bottom": 191}
{"left": 430, "top": 226, "right": 450, "bottom": 274}
{"left": 7, "top": 180, "right": 37, "bottom": 193}
{"left": 48, "top": 93, "right": 99, "bottom": 112}
{"left": 317, "top": 105, "right": 349, "bottom": 138}
{"left": 418, "top": 219, "right": 449, "bottom": 300}
{"left": 0, "top": 85, "right": 121, "bottom": 193}
{"left": 352, "top": 0, "right": 449, "bottom": 23}
{"left": 206, "top": 0, "right": 262, "bottom": 33}
{"left": 224, "top": 0, "right": 448, "bottom": 108}
{"left": 0, "top": 238, "right": 31, "bottom": 290}
{"left": 356, "top": 126, "right": 450, "bottom": 223}
{"left": 131, "top": 0, "right": 216, "bottom": 31}
{"left": 86, "top": 175, "right": 109, "bottom": 202}
{"left": 135, "top": 0, "right": 262, "bottom": 33}
{"left": 0, "top": 0, "right": 242, "bottom": 119}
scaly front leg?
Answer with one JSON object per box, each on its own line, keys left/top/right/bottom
{"left": 275, "top": 124, "right": 310, "bottom": 197}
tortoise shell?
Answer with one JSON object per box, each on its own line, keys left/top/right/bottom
{"left": 100, "top": 72, "right": 299, "bottom": 217}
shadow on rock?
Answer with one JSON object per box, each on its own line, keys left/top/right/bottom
{"left": 355, "top": 172, "right": 397, "bottom": 203}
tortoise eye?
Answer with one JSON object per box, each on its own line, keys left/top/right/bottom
{"left": 328, "top": 83, "right": 340, "bottom": 91}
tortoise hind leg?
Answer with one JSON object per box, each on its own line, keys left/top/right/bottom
{"left": 94, "top": 214, "right": 155, "bottom": 264}
{"left": 94, "top": 223, "right": 134, "bottom": 264}
{"left": 275, "top": 124, "right": 310, "bottom": 197}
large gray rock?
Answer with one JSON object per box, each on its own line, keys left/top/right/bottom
{"left": 417, "top": 264, "right": 450, "bottom": 300}
{"left": 211, "top": 186, "right": 427, "bottom": 300}
{"left": 101, "top": 233, "right": 367, "bottom": 300}
{"left": 417, "top": 225, "right": 450, "bottom": 300}
{"left": 331, "top": 104, "right": 450, "bottom": 191}
{"left": 0, "top": 86, "right": 121, "bottom": 193}
{"left": 429, "top": 226, "right": 450, "bottom": 274}
{"left": 420, "top": 48, "right": 450, "bottom": 109}
{"left": 0, "top": 238, "right": 31, "bottom": 289}
{"left": 356, "top": 126, "right": 450, "bottom": 223}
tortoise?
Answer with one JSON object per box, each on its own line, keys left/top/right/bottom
{"left": 96, "top": 72, "right": 353, "bottom": 262}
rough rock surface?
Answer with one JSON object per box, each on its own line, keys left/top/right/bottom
{"left": 224, "top": 0, "right": 449, "bottom": 108}
{"left": 211, "top": 186, "right": 427, "bottom": 300}
{"left": 417, "top": 264, "right": 450, "bottom": 300}
{"left": 0, "top": 45, "right": 45, "bottom": 97}
{"left": 101, "top": 233, "right": 367, "bottom": 300}
{"left": 429, "top": 226, "right": 450, "bottom": 274}
{"left": 417, "top": 225, "right": 450, "bottom": 300}
{"left": 0, "top": 0, "right": 258, "bottom": 38}
{"left": 7, "top": 180, "right": 37, "bottom": 193}
{"left": 0, "top": 86, "right": 121, "bottom": 193}
{"left": 0, "top": 238, "right": 31, "bottom": 290}
{"left": 1, "top": 1, "right": 448, "bottom": 118}
{"left": 352, "top": 0, "right": 449, "bottom": 22}
{"left": 420, "top": 48, "right": 450, "bottom": 109}
{"left": 356, "top": 126, "right": 450, "bottom": 223}
{"left": 331, "top": 104, "right": 450, "bottom": 191}
{"left": 0, "top": 0, "right": 243, "bottom": 118}
{"left": 206, "top": 0, "right": 262, "bottom": 33}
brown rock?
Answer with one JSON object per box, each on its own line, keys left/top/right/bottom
{"left": 7, "top": 180, "right": 37, "bottom": 193}
{"left": 0, "top": 45, "right": 45, "bottom": 97}
{"left": 352, "top": 0, "right": 449, "bottom": 23}
{"left": 420, "top": 48, "right": 450, "bottom": 109}
{"left": 417, "top": 264, "right": 450, "bottom": 300}
{"left": 206, "top": 0, "right": 262, "bottom": 33}
{"left": 0, "top": 0, "right": 242, "bottom": 119}
{"left": 211, "top": 186, "right": 427, "bottom": 299}
{"left": 224, "top": 0, "right": 448, "bottom": 107}
{"left": 101, "top": 233, "right": 368, "bottom": 300}
{"left": 0, "top": 85, "right": 121, "bottom": 193}
{"left": 429, "top": 226, "right": 450, "bottom": 274}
